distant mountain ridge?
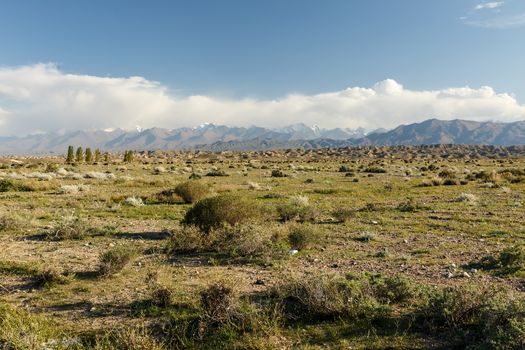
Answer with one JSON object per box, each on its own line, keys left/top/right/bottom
{"left": 0, "top": 123, "right": 366, "bottom": 155}
{"left": 0, "top": 119, "right": 524, "bottom": 155}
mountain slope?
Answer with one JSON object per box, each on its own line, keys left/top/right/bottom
{"left": 358, "top": 119, "right": 525, "bottom": 146}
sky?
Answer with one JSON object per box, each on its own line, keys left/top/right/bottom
{"left": 0, "top": 0, "right": 525, "bottom": 136}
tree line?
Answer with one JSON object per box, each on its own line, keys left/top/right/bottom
{"left": 66, "top": 146, "right": 134, "bottom": 164}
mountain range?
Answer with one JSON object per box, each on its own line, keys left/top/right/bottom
{"left": 0, "top": 119, "right": 524, "bottom": 155}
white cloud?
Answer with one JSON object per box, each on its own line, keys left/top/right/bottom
{"left": 466, "top": 12, "right": 525, "bottom": 28}
{"left": 475, "top": 2, "right": 505, "bottom": 10}
{"left": 0, "top": 64, "right": 525, "bottom": 135}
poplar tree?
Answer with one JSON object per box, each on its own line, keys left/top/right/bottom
{"left": 94, "top": 149, "right": 101, "bottom": 163}
{"left": 76, "top": 147, "right": 83, "bottom": 163}
{"left": 66, "top": 146, "right": 74, "bottom": 163}
{"left": 85, "top": 148, "right": 93, "bottom": 162}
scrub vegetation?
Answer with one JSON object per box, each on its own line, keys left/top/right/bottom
{"left": 1, "top": 145, "right": 525, "bottom": 349}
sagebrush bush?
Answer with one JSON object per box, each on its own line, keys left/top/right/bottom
{"left": 182, "top": 194, "right": 261, "bottom": 232}
{"left": 174, "top": 181, "right": 212, "bottom": 203}
{"left": 98, "top": 246, "right": 136, "bottom": 276}
{"left": 44, "top": 216, "right": 89, "bottom": 241}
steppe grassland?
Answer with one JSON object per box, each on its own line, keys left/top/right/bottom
{"left": 0, "top": 147, "right": 524, "bottom": 349}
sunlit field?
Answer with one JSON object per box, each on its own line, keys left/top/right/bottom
{"left": 1, "top": 145, "right": 524, "bottom": 349}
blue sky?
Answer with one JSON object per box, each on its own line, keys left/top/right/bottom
{"left": 0, "top": 0, "right": 525, "bottom": 134}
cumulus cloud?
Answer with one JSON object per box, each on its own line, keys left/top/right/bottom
{"left": 0, "top": 63, "right": 525, "bottom": 136}
{"left": 475, "top": 2, "right": 505, "bottom": 10}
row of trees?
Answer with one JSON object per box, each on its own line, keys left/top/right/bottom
{"left": 66, "top": 146, "right": 134, "bottom": 164}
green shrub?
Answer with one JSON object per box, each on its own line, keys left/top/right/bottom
{"left": 168, "top": 224, "right": 288, "bottom": 262}
{"left": 271, "top": 169, "right": 286, "bottom": 178}
{"left": 93, "top": 326, "right": 165, "bottom": 350}
{"left": 331, "top": 207, "right": 353, "bottom": 223}
{"left": 480, "top": 296, "right": 525, "bottom": 349}
{"left": 206, "top": 169, "right": 228, "bottom": 177}
{"left": 438, "top": 169, "right": 457, "bottom": 179}
{"left": 474, "top": 246, "right": 525, "bottom": 276}
{"left": 0, "top": 215, "right": 20, "bottom": 232}
{"left": 174, "top": 181, "right": 212, "bottom": 204}
{"left": 0, "top": 303, "right": 65, "bottom": 349}
{"left": 416, "top": 285, "right": 491, "bottom": 333}
{"left": 363, "top": 166, "right": 387, "bottom": 174}
{"left": 145, "top": 272, "right": 174, "bottom": 308}
{"left": 443, "top": 178, "right": 459, "bottom": 186}
{"left": 288, "top": 224, "right": 319, "bottom": 250}
{"left": 33, "top": 268, "right": 71, "bottom": 288}
{"left": 98, "top": 246, "right": 136, "bottom": 276}
{"left": 182, "top": 194, "right": 261, "bottom": 232}
{"left": 197, "top": 282, "right": 266, "bottom": 340}
{"left": 0, "top": 179, "right": 33, "bottom": 192}
{"left": 167, "top": 225, "right": 208, "bottom": 254}
{"left": 277, "top": 196, "right": 317, "bottom": 222}
{"left": 368, "top": 274, "right": 417, "bottom": 304}
{"left": 272, "top": 274, "right": 387, "bottom": 322}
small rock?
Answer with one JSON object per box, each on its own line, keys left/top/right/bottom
{"left": 109, "top": 243, "right": 115, "bottom": 247}
{"left": 462, "top": 271, "right": 471, "bottom": 278}
{"left": 403, "top": 239, "right": 408, "bottom": 244}
{"left": 450, "top": 263, "right": 457, "bottom": 268}
{"left": 372, "top": 220, "right": 379, "bottom": 225}
{"left": 444, "top": 272, "right": 454, "bottom": 279}
{"left": 470, "top": 268, "right": 478, "bottom": 273}
{"left": 289, "top": 249, "right": 299, "bottom": 255}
